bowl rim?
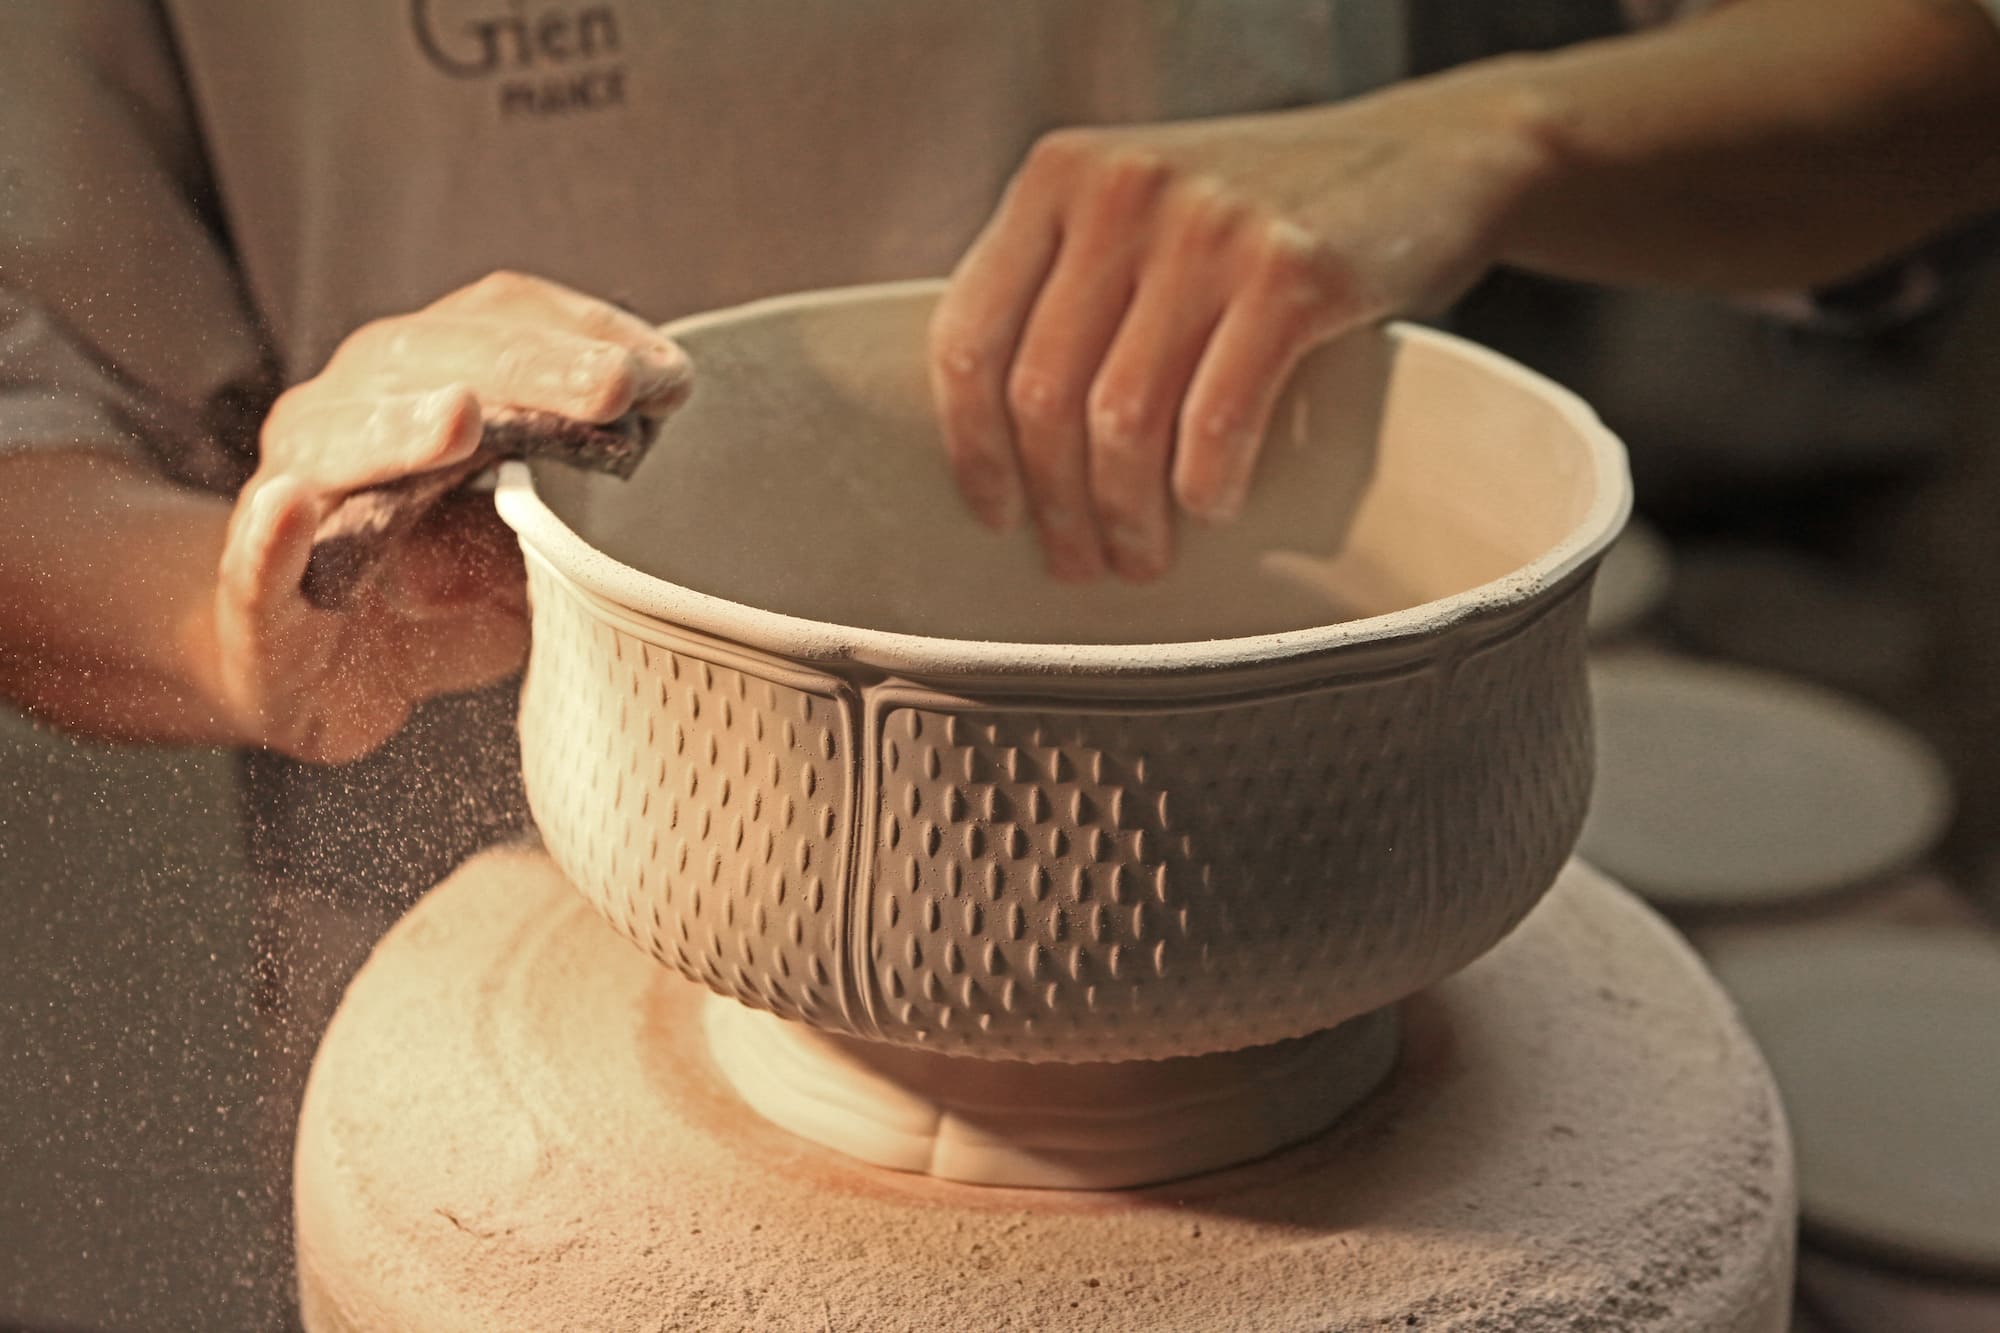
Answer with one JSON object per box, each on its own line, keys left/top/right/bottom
{"left": 495, "top": 279, "right": 1632, "bottom": 679}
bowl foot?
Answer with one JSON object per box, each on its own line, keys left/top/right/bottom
{"left": 702, "top": 994, "right": 1400, "bottom": 1189}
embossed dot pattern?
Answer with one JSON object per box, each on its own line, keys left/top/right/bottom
{"left": 861, "top": 589, "right": 1592, "bottom": 1062}
{"left": 522, "top": 555, "right": 1595, "bottom": 1062}
{"left": 866, "top": 684, "right": 1434, "bottom": 1061}
{"left": 519, "top": 563, "right": 855, "bottom": 1031}
{"left": 1434, "top": 589, "right": 1593, "bottom": 963}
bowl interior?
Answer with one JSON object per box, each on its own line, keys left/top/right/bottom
{"left": 531, "top": 283, "right": 1609, "bottom": 645}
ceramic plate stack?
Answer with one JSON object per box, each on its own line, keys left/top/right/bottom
{"left": 1708, "top": 929, "right": 2000, "bottom": 1332}
{"left": 1579, "top": 655, "right": 1951, "bottom": 912}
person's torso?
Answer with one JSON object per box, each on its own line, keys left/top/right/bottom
{"left": 163, "top": 0, "right": 1402, "bottom": 377}
{"left": 163, "top": 0, "right": 1403, "bottom": 903}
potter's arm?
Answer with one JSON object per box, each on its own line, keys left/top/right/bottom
{"left": 1489, "top": 0, "right": 2000, "bottom": 291}
{"left": 0, "top": 1, "right": 276, "bottom": 746}
{"left": 931, "top": 0, "right": 2000, "bottom": 583}
{"left": 0, "top": 314, "right": 668, "bottom": 764}
{"left": 0, "top": 6, "right": 681, "bottom": 761}
{"left": 0, "top": 449, "right": 248, "bottom": 746}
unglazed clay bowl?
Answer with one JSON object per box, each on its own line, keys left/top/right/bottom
{"left": 495, "top": 279, "right": 1630, "bottom": 1064}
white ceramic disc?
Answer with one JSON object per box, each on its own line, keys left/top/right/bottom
{"left": 295, "top": 851, "right": 1796, "bottom": 1333}
{"left": 1797, "top": 1245, "right": 2000, "bottom": 1333}
{"left": 1588, "top": 516, "right": 1672, "bottom": 639}
{"left": 1709, "top": 929, "right": 2000, "bottom": 1275}
{"left": 1580, "top": 656, "right": 1951, "bottom": 908}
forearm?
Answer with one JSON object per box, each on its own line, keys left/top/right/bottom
{"left": 1459, "top": 0, "right": 2000, "bottom": 290}
{"left": 0, "top": 448, "right": 246, "bottom": 746}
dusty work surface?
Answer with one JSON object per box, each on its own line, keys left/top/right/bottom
{"left": 296, "top": 849, "right": 1794, "bottom": 1332}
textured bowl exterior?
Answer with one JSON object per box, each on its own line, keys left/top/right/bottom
{"left": 517, "top": 553, "right": 1595, "bottom": 1062}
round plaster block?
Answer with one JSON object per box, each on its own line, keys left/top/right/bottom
{"left": 1588, "top": 515, "right": 1672, "bottom": 640}
{"left": 1580, "top": 655, "right": 1951, "bottom": 909}
{"left": 1708, "top": 927, "right": 2000, "bottom": 1276}
{"left": 296, "top": 849, "right": 1793, "bottom": 1332}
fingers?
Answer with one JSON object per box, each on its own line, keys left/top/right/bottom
{"left": 1175, "top": 228, "right": 1364, "bottom": 520}
{"left": 929, "top": 178, "right": 1064, "bottom": 533}
{"left": 938, "top": 135, "right": 1344, "bottom": 582}
{"left": 228, "top": 271, "right": 640, "bottom": 760}
{"left": 216, "top": 477, "right": 526, "bottom": 763}
{"left": 431, "top": 269, "right": 661, "bottom": 349}
{"left": 220, "top": 475, "right": 322, "bottom": 641}
{"left": 938, "top": 140, "right": 1193, "bottom": 581}
{"left": 335, "top": 316, "right": 681, "bottom": 423}
{"left": 214, "top": 474, "right": 335, "bottom": 751}
{"left": 1084, "top": 203, "right": 1236, "bottom": 578}
{"left": 1002, "top": 214, "right": 1151, "bottom": 581}
{"left": 431, "top": 271, "right": 692, "bottom": 413}
{"left": 262, "top": 385, "right": 481, "bottom": 491}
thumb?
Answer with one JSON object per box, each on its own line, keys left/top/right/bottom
{"left": 222, "top": 475, "right": 323, "bottom": 627}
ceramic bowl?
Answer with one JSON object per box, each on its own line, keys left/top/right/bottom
{"left": 495, "top": 280, "right": 1629, "bottom": 1063}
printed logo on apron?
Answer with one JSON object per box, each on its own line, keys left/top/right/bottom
{"left": 409, "top": 0, "right": 628, "bottom": 117}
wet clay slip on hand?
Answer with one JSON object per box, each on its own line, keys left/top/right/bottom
{"left": 495, "top": 281, "right": 1628, "bottom": 1186}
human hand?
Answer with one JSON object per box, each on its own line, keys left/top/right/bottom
{"left": 214, "top": 272, "right": 690, "bottom": 763}
{"left": 929, "top": 86, "right": 1552, "bottom": 581}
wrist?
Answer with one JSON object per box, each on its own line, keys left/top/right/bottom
{"left": 1416, "top": 53, "right": 1576, "bottom": 259}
